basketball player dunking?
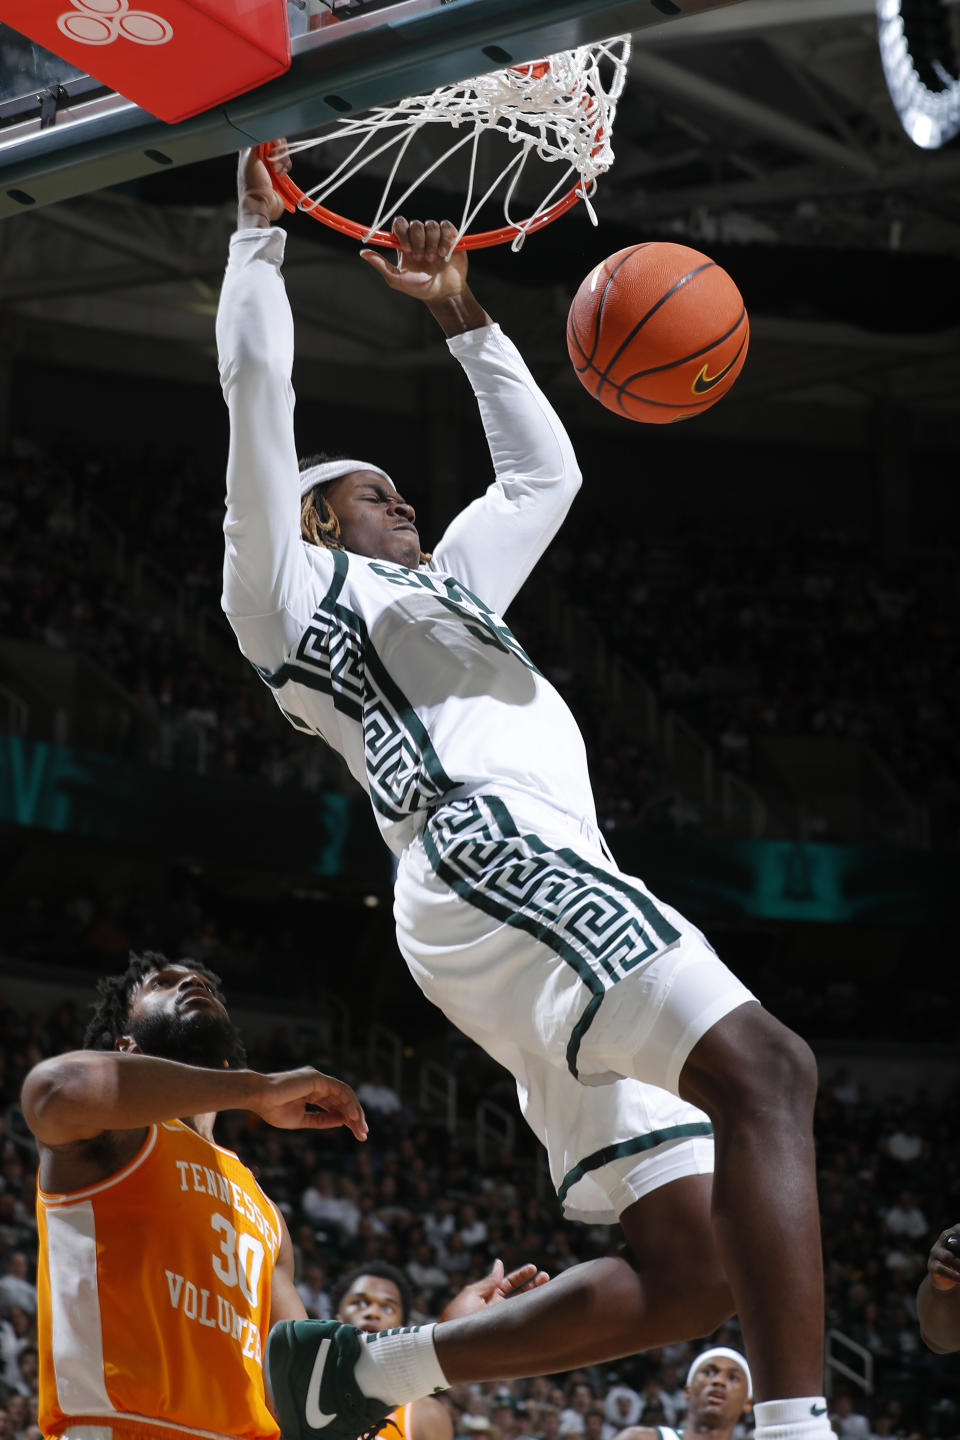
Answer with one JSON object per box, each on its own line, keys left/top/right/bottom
{"left": 218, "top": 147, "right": 831, "bottom": 1440}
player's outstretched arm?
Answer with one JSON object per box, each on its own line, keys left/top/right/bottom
{"left": 219, "top": 142, "right": 317, "bottom": 670}
{"left": 364, "top": 216, "right": 580, "bottom": 614}
{"left": 22, "top": 1053, "right": 367, "bottom": 1146}
{"left": 237, "top": 144, "right": 289, "bottom": 230}
{"left": 918, "top": 1226, "right": 960, "bottom": 1353}
{"left": 360, "top": 218, "right": 491, "bottom": 337}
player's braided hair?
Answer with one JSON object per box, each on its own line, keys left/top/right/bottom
{"left": 298, "top": 453, "right": 431, "bottom": 564}
{"left": 331, "top": 1260, "right": 413, "bottom": 1324}
{"left": 299, "top": 452, "right": 346, "bottom": 551}
{"left": 83, "top": 951, "right": 228, "bottom": 1051}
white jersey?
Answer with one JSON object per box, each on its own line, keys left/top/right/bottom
{"left": 217, "top": 226, "right": 594, "bottom": 856}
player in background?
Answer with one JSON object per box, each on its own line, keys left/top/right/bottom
{"left": 22, "top": 955, "right": 541, "bottom": 1440}
{"left": 613, "top": 1348, "right": 753, "bottom": 1440}
{"left": 219, "top": 148, "right": 828, "bottom": 1440}
{"left": 333, "top": 1264, "right": 453, "bottom": 1440}
{"left": 917, "top": 1227, "right": 960, "bottom": 1352}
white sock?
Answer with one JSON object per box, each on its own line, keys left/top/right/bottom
{"left": 353, "top": 1325, "right": 449, "bottom": 1404}
{"left": 754, "top": 1397, "right": 832, "bottom": 1440}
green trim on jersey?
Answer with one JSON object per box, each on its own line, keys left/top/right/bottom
{"left": 421, "top": 795, "right": 681, "bottom": 1078}
{"left": 253, "top": 550, "right": 455, "bottom": 821}
{"left": 557, "top": 1126, "right": 713, "bottom": 1206}
{"left": 369, "top": 560, "right": 542, "bottom": 677}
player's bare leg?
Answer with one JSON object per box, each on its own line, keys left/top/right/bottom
{"left": 266, "top": 1172, "right": 735, "bottom": 1440}
{"left": 432, "top": 1172, "right": 732, "bottom": 1379}
{"left": 678, "top": 1002, "right": 826, "bottom": 1430}
{"left": 372, "top": 1006, "right": 820, "bottom": 1395}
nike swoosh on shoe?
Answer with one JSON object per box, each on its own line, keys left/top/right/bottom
{"left": 305, "top": 1339, "right": 336, "bottom": 1429}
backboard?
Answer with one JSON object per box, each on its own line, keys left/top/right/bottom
{"left": 0, "top": 0, "right": 747, "bottom": 218}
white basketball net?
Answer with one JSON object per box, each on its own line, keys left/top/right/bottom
{"left": 285, "top": 35, "right": 632, "bottom": 249}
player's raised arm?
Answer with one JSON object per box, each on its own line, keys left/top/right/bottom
{"left": 217, "top": 145, "right": 319, "bottom": 672}
{"left": 359, "top": 217, "right": 490, "bottom": 335}
{"left": 22, "top": 1052, "right": 367, "bottom": 1147}
{"left": 361, "top": 216, "right": 580, "bottom": 613}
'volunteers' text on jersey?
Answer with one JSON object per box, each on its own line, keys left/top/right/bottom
{"left": 36, "top": 1119, "right": 281, "bottom": 1440}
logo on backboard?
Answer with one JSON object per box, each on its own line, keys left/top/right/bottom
{"left": 57, "top": 0, "right": 173, "bottom": 47}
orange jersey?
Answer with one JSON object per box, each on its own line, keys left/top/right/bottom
{"left": 36, "top": 1119, "right": 282, "bottom": 1440}
{"left": 378, "top": 1406, "right": 413, "bottom": 1440}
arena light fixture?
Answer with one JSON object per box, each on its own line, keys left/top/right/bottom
{"left": 876, "top": 0, "right": 960, "bottom": 148}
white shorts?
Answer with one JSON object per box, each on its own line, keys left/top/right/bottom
{"left": 395, "top": 792, "right": 757, "bottom": 1224}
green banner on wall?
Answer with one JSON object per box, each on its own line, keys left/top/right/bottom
{"left": 0, "top": 735, "right": 950, "bottom": 921}
{"left": 614, "top": 831, "right": 950, "bottom": 926}
{"left": 0, "top": 733, "right": 387, "bottom": 883}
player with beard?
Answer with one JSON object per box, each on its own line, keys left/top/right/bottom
{"left": 614, "top": 1350, "right": 753, "bottom": 1440}
{"left": 23, "top": 953, "right": 547, "bottom": 1440}
{"left": 23, "top": 952, "right": 367, "bottom": 1440}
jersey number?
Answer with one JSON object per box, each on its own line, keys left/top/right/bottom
{"left": 210, "top": 1212, "right": 265, "bottom": 1305}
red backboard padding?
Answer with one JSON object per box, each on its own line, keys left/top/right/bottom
{"left": 0, "top": 0, "right": 291, "bottom": 123}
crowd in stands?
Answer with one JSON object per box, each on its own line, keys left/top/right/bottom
{"left": 544, "top": 528, "right": 959, "bottom": 844}
{"left": 0, "top": 981, "right": 957, "bottom": 1440}
{"left": 4, "top": 435, "right": 957, "bottom": 843}
{"left": 0, "top": 439, "right": 348, "bottom": 791}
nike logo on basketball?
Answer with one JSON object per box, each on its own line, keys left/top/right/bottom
{"left": 305, "top": 1340, "right": 335, "bottom": 1428}
{"left": 810, "top": 1405, "right": 828, "bottom": 1417}
{"left": 691, "top": 354, "right": 739, "bottom": 394}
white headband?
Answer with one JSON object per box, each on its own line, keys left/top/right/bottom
{"left": 299, "top": 459, "right": 392, "bottom": 499}
{"left": 686, "top": 1347, "right": 753, "bottom": 1399}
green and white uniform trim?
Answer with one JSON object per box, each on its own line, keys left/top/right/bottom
{"left": 557, "top": 1126, "right": 712, "bottom": 1206}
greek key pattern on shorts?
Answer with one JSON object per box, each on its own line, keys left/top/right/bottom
{"left": 424, "top": 797, "right": 681, "bottom": 982}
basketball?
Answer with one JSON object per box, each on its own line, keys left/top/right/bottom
{"left": 566, "top": 242, "right": 749, "bottom": 423}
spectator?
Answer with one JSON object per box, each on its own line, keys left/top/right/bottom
{"left": 405, "top": 1241, "right": 449, "bottom": 1305}
{"left": 883, "top": 1191, "right": 927, "bottom": 1241}
{"left": 5, "top": 1397, "right": 30, "bottom": 1440}
{"left": 458, "top": 1203, "right": 488, "bottom": 1251}
{"left": 356, "top": 1070, "right": 403, "bottom": 1121}
{"left": 829, "top": 1393, "right": 870, "bottom": 1440}
{"left": 296, "top": 1261, "right": 333, "bottom": 1320}
{"left": 559, "top": 1382, "right": 595, "bottom": 1437}
{"left": 0, "top": 1256, "right": 35, "bottom": 1317}
{"left": 884, "top": 1114, "right": 924, "bottom": 1165}
{"left": 603, "top": 1390, "right": 641, "bottom": 1433}
{"left": 583, "top": 1407, "right": 610, "bottom": 1440}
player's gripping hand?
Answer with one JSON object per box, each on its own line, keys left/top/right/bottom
{"left": 438, "top": 1258, "right": 550, "bottom": 1321}
{"left": 928, "top": 1227, "right": 960, "bottom": 1290}
{"left": 252, "top": 1066, "right": 368, "bottom": 1140}
{"left": 237, "top": 142, "right": 289, "bottom": 228}
{"left": 360, "top": 217, "right": 468, "bottom": 302}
